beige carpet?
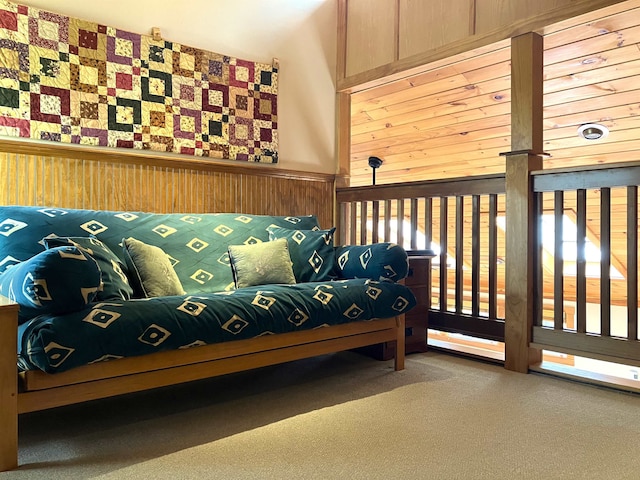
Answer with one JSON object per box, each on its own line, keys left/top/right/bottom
{"left": 2, "top": 351, "right": 640, "bottom": 479}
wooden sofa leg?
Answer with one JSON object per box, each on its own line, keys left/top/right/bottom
{"left": 394, "top": 314, "right": 405, "bottom": 371}
{"left": 0, "top": 299, "right": 19, "bottom": 471}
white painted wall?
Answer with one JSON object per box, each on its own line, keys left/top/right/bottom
{"left": 17, "top": 0, "right": 337, "bottom": 174}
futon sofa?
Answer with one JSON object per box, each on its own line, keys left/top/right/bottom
{"left": 0, "top": 205, "right": 416, "bottom": 470}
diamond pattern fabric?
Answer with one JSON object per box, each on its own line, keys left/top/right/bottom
{"left": 0, "top": 206, "right": 319, "bottom": 293}
{"left": 18, "top": 279, "right": 416, "bottom": 373}
{"left": 267, "top": 226, "right": 336, "bottom": 283}
{"left": 0, "top": 245, "right": 102, "bottom": 323}
{"left": 1, "top": 206, "right": 417, "bottom": 374}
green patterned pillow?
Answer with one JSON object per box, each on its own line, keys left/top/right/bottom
{"left": 122, "top": 237, "right": 186, "bottom": 297}
{"left": 267, "top": 226, "right": 336, "bottom": 282}
{"left": 335, "top": 243, "right": 409, "bottom": 281}
{"left": 228, "top": 238, "right": 296, "bottom": 289}
{"left": 0, "top": 246, "right": 102, "bottom": 324}
{"left": 44, "top": 235, "right": 134, "bottom": 301}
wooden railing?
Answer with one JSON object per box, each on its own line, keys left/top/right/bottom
{"left": 337, "top": 161, "right": 640, "bottom": 370}
{"left": 531, "top": 162, "right": 640, "bottom": 366}
{"left": 336, "top": 174, "right": 506, "bottom": 342}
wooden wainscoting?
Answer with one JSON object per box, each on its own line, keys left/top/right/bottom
{"left": 0, "top": 140, "right": 335, "bottom": 227}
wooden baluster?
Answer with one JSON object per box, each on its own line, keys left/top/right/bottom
{"left": 349, "top": 202, "right": 357, "bottom": 245}
{"left": 488, "top": 194, "right": 498, "bottom": 320}
{"left": 425, "top": 197, "right": 434, "bottom": 307}
{"left": 425, "top": 197, "right": 433, "bottom": 251}
{"left": 372, "top": 200, "right": 380, "bottom": 243}
{"left": 554, "top": 191, "right": 564, "bottom": 331}
{"left": 410, "top": 198, "right": 418, "bottom": 250}
{"left": 360, "top": 201, "right": 368, "bottom": 245}
{"left": 628, "top": 186, "right": 638, "bottom": 341}
{"left": 384, "top": 199, "right": 392, "bottom": 242}
{"left": 439, "top": 197, "right": 448, "bottom": 312}
{"left": 397, "top": 198, "right": 405, "bottom": 248}
{"left": 576, "top": 189, "right": 587, "bottom": 334}
{"left": 600, "top": 187, "right": 611, "bottom": 337}
{"left": 455, "top": 196, "right": 464, "bottom": 314}
{"left": 472, "top": 194, "right": 480, "bottom": 317}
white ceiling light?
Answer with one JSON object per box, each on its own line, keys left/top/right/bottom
{"left": 577, "top": 123, "right": 609, "bottom": 140}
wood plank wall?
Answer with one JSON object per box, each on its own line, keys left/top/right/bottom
{"left": 349, "top": 40, "right": 511, "bottom": 187}
{"left": 0, "top": 141, "right": 335, "bottom": 229}
{"left": 338, "top": 0, "right": 626, "bottom": 90}
{"left": 346, "top": 0, "right": 640, "bottom": 187}
{"left": 398, "top": 0, "right": 476, "bottom": 59}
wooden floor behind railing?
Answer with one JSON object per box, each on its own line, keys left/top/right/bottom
{"left": 0, "top": 140, "right": 335, "bottom": 227}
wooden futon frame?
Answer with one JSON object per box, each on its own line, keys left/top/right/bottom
{"left": 0, "top": 295, "right": 405, "bottom": 471}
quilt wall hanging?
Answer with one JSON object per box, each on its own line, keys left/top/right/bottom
{"left": 0, "top": 0, "right": 279, "bottom": 163}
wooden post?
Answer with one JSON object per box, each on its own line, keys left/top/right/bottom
{"left": 504, "top": 32, "right": 544, "bottom": 373}
{"left": 0, "top": 298, "right": 19, "bottom": 471}
{"left": 335, "top": 91, "right": 351, "bottom": 240}
{"left": 336, "top": 92, "right": 351, "bottom": 188}
{"left": 336, "top": 0, "right": 348, "bottom": 83}
{"left": 335, "top": 0, "right": 350, "bottom": 240}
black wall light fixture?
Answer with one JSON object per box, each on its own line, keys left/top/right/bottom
{"left": 368, "top": 156, "right": 383, "bottom": 185}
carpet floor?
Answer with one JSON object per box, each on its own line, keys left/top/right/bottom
{"left": 2, "top": 351, "right": 640, "bottom": 479}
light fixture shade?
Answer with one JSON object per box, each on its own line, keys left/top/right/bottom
{"left": 368, "top": 156, "right": 383, "bottom": 169}
{"left": 368, "top": 156, "right": 383, "bottom": 185}
{"left": 577, "top": 123, "right": 609, "bottom": 140}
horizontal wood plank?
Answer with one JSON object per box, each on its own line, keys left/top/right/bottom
{"left": 533, "top": 326, "right": 640, "bottom": 363}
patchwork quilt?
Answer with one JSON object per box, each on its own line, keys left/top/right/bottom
{"left": 0, "top": 0, "right": 279, "bottom": 162}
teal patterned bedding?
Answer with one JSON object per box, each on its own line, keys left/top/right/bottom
{"left": 18, "top": 279, "right": 416, "bottom": 373}
{"left": 0, "top": 206, "right": 320, "bottom": 293}
{"left": 2, "top": 206, "right": 416, "bottom": 374}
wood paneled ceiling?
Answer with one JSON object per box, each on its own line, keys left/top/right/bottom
{"left": 349, "top": 0, "right": 640, "bottom": 187}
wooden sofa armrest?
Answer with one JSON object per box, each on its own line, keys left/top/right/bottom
{"left": 0, "top": 296, "right": 19, "bottom": 472}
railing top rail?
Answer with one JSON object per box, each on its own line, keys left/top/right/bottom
{"left": 337, "top": 160, "right": 640, "bottom": 201}
{"left": 336, "top": 173, "right": 505, "bottom": 203}
{"left": 533, "top": 160, "right": 640, "bottom": 192}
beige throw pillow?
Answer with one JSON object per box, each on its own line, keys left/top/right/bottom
{"left": 228, "top": 238, "right": 296, "bottom": 289}
{"left": 122, "top": 237, "right": 186, "bottom": 297}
